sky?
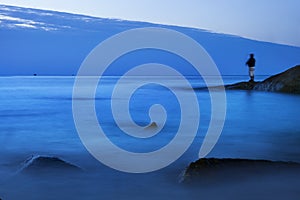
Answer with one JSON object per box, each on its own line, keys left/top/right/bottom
{"left": 0, "top": 0, "right": 300, "bottom": 47}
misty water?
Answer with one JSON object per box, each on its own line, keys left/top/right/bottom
{"left": 0, "top": 76, "right": 300, "bottom": 199}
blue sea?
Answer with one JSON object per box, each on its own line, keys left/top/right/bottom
{"left": 0, "top": 76, "right": 300, "bottom": 199}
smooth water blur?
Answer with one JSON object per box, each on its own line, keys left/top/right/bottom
{"left": 0, "top": 76, "right": 300, "bottom": 199}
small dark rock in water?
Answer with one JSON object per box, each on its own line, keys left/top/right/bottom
{"left": 18, "top": 155, "right": 82, "bottom": 175}
{"left": 182, "top": 158, "right": 300, "bottom": 184}
{"left": 145, "top": 122, "right": 158, "bottom": 129}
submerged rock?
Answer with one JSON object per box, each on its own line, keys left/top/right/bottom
{"left": 226, "top": 65, "right": 300, "bottom": 94}
{"left": 145, "top": 122, "right": 158, "bottom": 129}
{"left": 181, "top": 158, "right": 300, "bottom": 184}
{"left": 18, "top": 155, "right": 82, "bottom": 175}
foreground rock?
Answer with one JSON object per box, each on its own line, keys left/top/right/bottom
{"left": 226, "top": 65, "right": 300, "bottom": 94}
{"left": 18, "top": 155, "right": 82, "bottom": 175}
{"left": 182, "top": 158, "right": 300, "bottom": 184}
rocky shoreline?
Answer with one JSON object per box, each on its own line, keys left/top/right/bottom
{"left": 196, "top": 65, "right": 300, "bottom": 94}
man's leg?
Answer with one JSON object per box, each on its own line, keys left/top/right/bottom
{"left": 248, "top": 68, "right": 252, "bottom": 81}
{"left": 249, "top": 67, "right": 255, "bottom": 82}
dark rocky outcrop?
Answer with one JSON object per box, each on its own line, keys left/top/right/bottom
{"left": 254, "top": 65, "right": 300, "bottom": 93}
{"left": 226, "top": 65, "right": 300, "bottom": 94}
{"left": 225, "top": 81, "right": 258, "bottom": 90}
{"left": 181, "top": 158, "right": 300, "bottom": 184}
{"left": 18, "top": 155, "right": 82, "bottom": 175}
{"left": 196, "top": 65, "right": 300, "bottom": 94}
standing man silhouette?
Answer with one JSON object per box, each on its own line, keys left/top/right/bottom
{"left": 246, "top": 53, "right": 256, "bottom": 82}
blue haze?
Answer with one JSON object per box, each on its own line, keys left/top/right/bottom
{"left": 0, "top": 4, "right": 300, "bottom": 200}
{"left": 0, "top": 76, "right": 300, "bottom": 199}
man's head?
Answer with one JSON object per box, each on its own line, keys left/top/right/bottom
{"left": 250, "top": 53, "right": 254, "bottom": 58}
